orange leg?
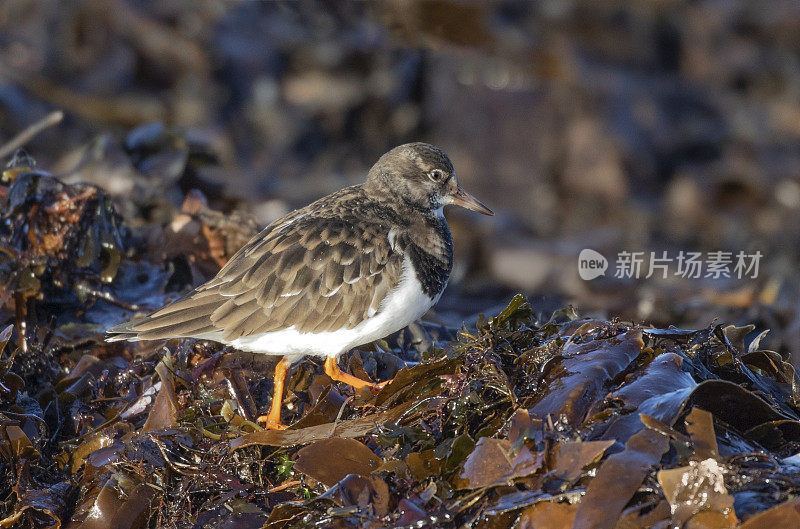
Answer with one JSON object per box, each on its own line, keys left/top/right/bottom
{"left": 256, "top": 357, "right": 290, "bottom": 430}
{"left": 324, "top": 356, "right": 387, "bottom": 391}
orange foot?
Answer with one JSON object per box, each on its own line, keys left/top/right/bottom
{"left": 256, "top": 415, "right": 287, "bottom": 430}
{"left": 257, "top": 357, "right": 290, "bottom": 430}
{"left": 324, "top": 357, "right": 388, "bottom": 393}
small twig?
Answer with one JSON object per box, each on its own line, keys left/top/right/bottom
{"left": 74, "top": 280, "right": 148, "bottom": 312}
{"left": 266, "top": 480, "right": 301, "bottom": 493}
{"left": 0, "top": 110, "right": 64, "bottom": 159}
{"left": 334, "top": 395, "right": 353, "bottom": 426}
{"left": 149, "top": 434, "right": 196, "bottom": 476}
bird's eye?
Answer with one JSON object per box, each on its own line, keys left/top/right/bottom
{"left": 428, "top": 169, "right": 446, "bottom": 182}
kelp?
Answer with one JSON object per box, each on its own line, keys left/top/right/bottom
{"left": 2, "top": 154, "right": 800, "bottom": 529}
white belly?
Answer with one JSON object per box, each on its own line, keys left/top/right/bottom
{"left": 223, "top": 258, "right": 440, "bottom": 360}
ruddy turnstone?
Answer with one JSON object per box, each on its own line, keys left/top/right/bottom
{"left": 107, "top": 142, "right": 493, "bottom": 429}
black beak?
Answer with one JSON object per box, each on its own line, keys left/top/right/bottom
{"left": 450, "top": 185, "right": 494, "bottom": 215}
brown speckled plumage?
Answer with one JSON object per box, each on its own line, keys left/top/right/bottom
{"left": 107, "top": 142, "right": 490, "bottom": 346}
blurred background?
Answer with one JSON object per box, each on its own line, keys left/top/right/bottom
{"left": 2, "top": 0, "right": 800, "bottom": 363}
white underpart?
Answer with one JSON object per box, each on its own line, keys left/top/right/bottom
{"left": 219, "top": 256, "right": 440, "bottom": 361}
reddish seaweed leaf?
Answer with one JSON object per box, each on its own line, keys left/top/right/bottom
{"left": 453, "top": 437, "right": 540, "bottom": 490}
{"left": 572, "top": 427, "right": 670, "bottom": 529}
{"left": 294, "top": 437, "right": 381, "bottom": 486}
{"left": 685, "top": 407, "right": 719, "bottom": 460}
{"left": 518, "top": 501, "right": 577, "bottom": 529}
{"left": 551, "top": 440, "right": 614, "bottom": 482}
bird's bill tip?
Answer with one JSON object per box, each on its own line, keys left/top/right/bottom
{"left": 450, "top": 185, "right": 494, "bottom": 215}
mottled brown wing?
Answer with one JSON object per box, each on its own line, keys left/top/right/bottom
{"left": 107, "top": 213, "right": 403, "bottom": 341}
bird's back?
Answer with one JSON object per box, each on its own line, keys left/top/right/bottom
{"left": 106, "top": 185, "right": 416, "bottom": 352}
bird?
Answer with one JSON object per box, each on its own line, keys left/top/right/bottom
{"left": 107, "top": 142, "right": 493, "bottom": 429}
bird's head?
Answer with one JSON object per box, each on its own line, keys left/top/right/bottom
{"left": 366, "top": 142, "right": 493, "bottom": 216}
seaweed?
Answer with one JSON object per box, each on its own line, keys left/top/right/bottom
{"left": 1, "top": 152, "right": 800, "bottom": 529}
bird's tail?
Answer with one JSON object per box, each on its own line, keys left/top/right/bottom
{"left": 105, "top": 289, "right": 220, "bottom": 342}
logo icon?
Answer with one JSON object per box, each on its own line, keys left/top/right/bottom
{"left": 578, "top": 249, "right": 608, "bottom": 280}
